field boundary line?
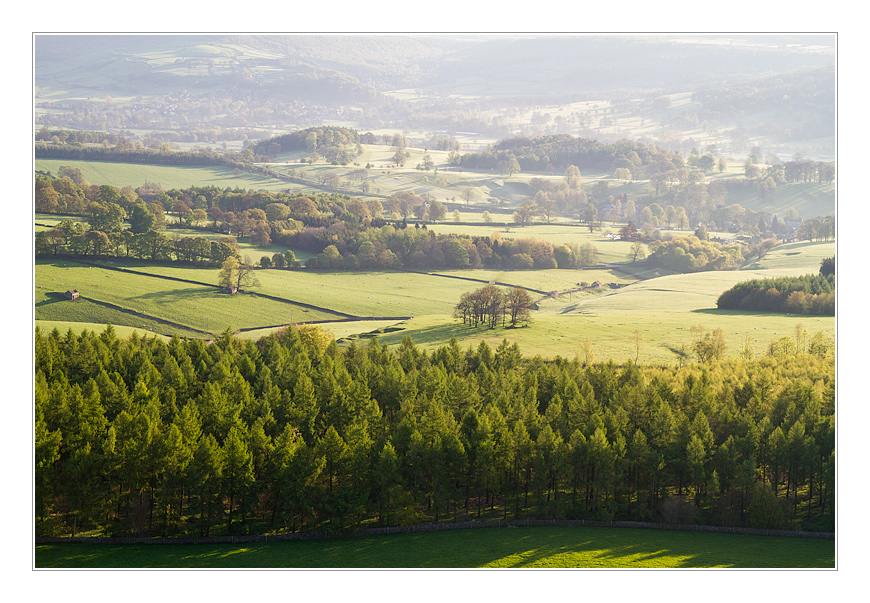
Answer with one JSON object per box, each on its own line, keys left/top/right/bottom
{"left": 74, "top": 296, "right": 211, "bottom": 336}
{"left": 60, "top": 257, "right": 357, "bottom": 319}
{"left": 233, "top": 316, "right": 412, "bottom": 334}
{"left": 405, "top": 270, "right": 550, "bottom": 295}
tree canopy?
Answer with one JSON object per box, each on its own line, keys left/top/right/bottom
{"left": 35, "top": 323, "right": 834, "bottom": 538}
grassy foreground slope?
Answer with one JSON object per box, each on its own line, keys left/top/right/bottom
{"left": 35, "top": 526, "right": 834, "bottom": 568}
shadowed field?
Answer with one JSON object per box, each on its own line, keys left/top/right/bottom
{"left": 35, "top": 526, "right": 834, "bottom": 568}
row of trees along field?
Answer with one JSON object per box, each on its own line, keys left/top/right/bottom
{"left": 299, "top": 227, "right": 603, "bottom": 271}
{"left": 717, "top": 260, "right": 835, "bottom": 315}
{"left": 36, "top": 169, "right": 833, "bottom": 276}
{"left": 36, "top": 173, "right": 605, "bottom": 271}
{"left": 36, "top": 323, "right": 834, "bottom": 538}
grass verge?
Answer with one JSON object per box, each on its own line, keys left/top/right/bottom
{"left": 34, "top": 525, "right": 834, "bottom": 568}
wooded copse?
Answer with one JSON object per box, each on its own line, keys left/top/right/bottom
{"left": 646, "top": 236, "right": 746, "bottom": 272}
{"left": 453, "top": 285, "right": 534, "bottom": 329}
{"left": 35, "top": 324, "right": 834, "bottom": 539}
{"left": 717, "top": 270, "right": 835, "bottom": 316}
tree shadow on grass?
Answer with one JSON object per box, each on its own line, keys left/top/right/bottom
{"left": 125, "top": 286, "right": 220, "bottom": 303}
{"left": 35, "top": 527, "right": 834, "bottom": 568}
{"left": 35, "top": 291, "right": 69, "bottom": 307}
{"left": 383, "top": 322, "right": 504, "bottom": 347}
{"left": 690, "top": 308, "right": 801, "bottom": 318}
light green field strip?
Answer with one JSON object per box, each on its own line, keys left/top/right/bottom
{"left": 35, "top": 321, "right": 170, "bottom": 341}
{"left": 721, "top": 181, "right": 835, "bottom": 218}
{"left": 743, "top": 240, "right": 835, "bottom": 272}
{"left": 253, "top": 269, "right": 480, "bottom": 317}
{"left": 34, "top": 159, "right": 299, "bottom": 192}
{"left": 425, "top": 222, "right": 639, "bottom": 264}
{"left": 236, "top": 319, "right": 404, "bottom": 342}
{"left": 119, "top": 265, "right": 463, "bottom": 317}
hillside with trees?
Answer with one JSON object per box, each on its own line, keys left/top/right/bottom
{"left": 460, "top": 135, "right": 681, "bottom": 174}
{"left": 36, "top": 324, "right": 833, "bottom": 538}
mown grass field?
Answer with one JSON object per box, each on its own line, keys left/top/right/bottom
{"left": 34, "top": 525, "right": 834, "bottom": 568}
{"left": 34, "top": 321, "right": 171, "bottom": 341}
{"left": 743, "top": 240, "right": 836, "bottom": 272}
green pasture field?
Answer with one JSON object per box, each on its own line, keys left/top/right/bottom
{"left": 237, "top": 319, "right": 404, "bottom": 342}
{"left": 370, "top": 240, "right": 836, "bottom": 361}
{"left": 370, "top": 311, "right": 833, "bottom": 363}
{"left": 718, "top": 181, "right": 834, "bottom": 218}
{"left": 254, "top": 269, "right": 482, "bottom": 317}
{"left": 118, "top": 265, "right": 477, "bottom": 317}
{"left": 33, "top": 231, "right": 834, "bottom": 361}
{"left": 34, "top": 525, "right": 834, "bottom": 568}
{"left": 34, "top": 159, "right": 302, "bottom": 193}
{"left": 35, "top": 321, "right": 170, "bottom": 341}
{"left": 743, "top": 240, "right": 835, "bottom": 272}
{"left": 426, "top": 222, "right": 640, "bottom": 263}
{"left": 100, "top": 262, "right": 640, "bottom": 327}
{"left": 34, "top": 279, "right": 204, "bottom": 339}
{"left": 35, "top": 213, "right": 87, "bottom": 231}
{"left": 35, "top": 259, "right": 345, "bottom": 337}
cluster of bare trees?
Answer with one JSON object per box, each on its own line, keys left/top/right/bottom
{"left": 454, "top": 284, "right": 534, "bottom": 329}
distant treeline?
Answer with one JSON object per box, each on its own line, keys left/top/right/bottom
{"left": 293, "top": 224, "right": 601, "bottom": 272}
{"left": 460, "top": 135, "right": 680, "bottom": 174}
{"left": 716, "top": 272, "right": 835, "bottom": 316}
{"left": 35, "top": 143, "right": 252, "bottom": 167}
{"left": 35, "top": 173, "right": 604, "bottom": 272}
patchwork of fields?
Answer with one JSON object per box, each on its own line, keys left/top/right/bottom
{"left": 32, "top": 150, "right": 836, "bottom": 360}
{"left": 35, "top": 234, "right": 835, "bottom": 363}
